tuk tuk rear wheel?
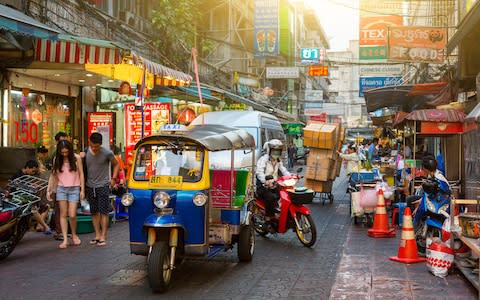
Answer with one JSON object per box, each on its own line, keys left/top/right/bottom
{"left": 238, "top": 224, "right": 255, "bottom": 262}
{"left": 148, "top": 241, "right": 172, "bottom": 293}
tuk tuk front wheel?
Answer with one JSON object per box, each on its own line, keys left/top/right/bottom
{"left": 238, "top": 224, "right": 255, "bottom": 262}
{"left": 148, "top": 241, "right": 172, "bottom": 293}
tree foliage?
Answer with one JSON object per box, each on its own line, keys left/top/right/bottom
{"left": 151, "top": 0, "right": 201, "bottom": 71}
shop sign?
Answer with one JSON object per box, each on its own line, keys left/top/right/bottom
{"left": 359, "top": 76, "right": 402, "bottom": 97}
{"left": 304, "top": 108, "right": 324, "bottom": 116}
{"left": 359, "top": 64, "right": 404, "bottom": 76}
{"left": 124, "top": 103, "right": 171, "bottom": 165}
{"left": 266, "top": 67, "right": 300, "bottom": 79}
{"left": 233, "top": 72, "right": 260, "bottom": 87}
{"left": 300, "top": 48, "right": 325, "bottom": 65}
{"left": 359, "top": 46, "right": 387, "bottom": 60}
{"left": 304, "top": 102, "right": 323, "bottom": 109}
{"left": 87, "top": 112, "right": 115, "bottom": 148}
{"left": 420, "top": 121, "right": 463, "bottom": 134}
{"left": 359, "top": 15, "right": 403, "bottom": 46}
{"left": 305, "top": 89, "right": 324, "bottom": 101}
{"left": 254, "top": 0, "right": 279, "bottom": 57}
{"left": 308, "top": 66, "right": 328, "bottom": 77}
{"left": 388, "top": 26, "right": 446, "bottom": 63}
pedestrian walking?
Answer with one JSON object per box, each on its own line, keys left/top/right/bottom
{"left": 287, "top": 142, "right": 296, "bottom": 169}
{"left": 84, "top": 132, "right": 119, "bottom": 247}
{"left": 50, "top": 140, "right": 84, "bottom": 249}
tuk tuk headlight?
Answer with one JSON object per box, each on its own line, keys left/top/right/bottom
{"left": 193, "top": 192, "right": 207, "bottom": 206}
{"left": 121, "top": 193, "right": 134, "bottom": 207}
{"left": 153, "top": 192, "right": 170, "bottom": 209}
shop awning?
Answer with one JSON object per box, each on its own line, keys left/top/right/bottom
{"left": 364, "top": 82, "right": 452, "bottom": 113}
{"left": 35, "top": 34, "right": 124, "bottom": 64}
{"left": 405, "top": 109, "right": 466, "bottom": 123}
{"left": 33, "top": 34, "right": 191, "bottom": 88}
{"left": 0, "top": 4, "right": 60, "bottom": 40}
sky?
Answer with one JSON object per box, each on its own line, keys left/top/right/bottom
{"left": 305, "top": 0, "right": 359, "bottom": 51}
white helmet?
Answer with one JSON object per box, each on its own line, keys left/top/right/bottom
{"left": 264, "top": 139, "right": 284, "bottom": 158}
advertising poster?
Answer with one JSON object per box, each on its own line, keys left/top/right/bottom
{"left": 388, "top": 26, "right": 446, "bottom": 63}
{"left": 254, "top": 0, "right": 279, "bottom": 57}
{"left": 124, "top": 103, "right": 171, "bottom": 165}
{"left": 87, "top": 112, "right": 115, "bottom": 148}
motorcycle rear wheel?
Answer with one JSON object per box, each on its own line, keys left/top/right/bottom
{"left": 0, "top": 234, "right": 18, "bottom": 261}
{"left": 251, "top": 206, "right": 268, "bottom": 237}
{"left": 295, "top": 214, "right": 317, "bottom": 247}
{"left": 415, "top": 222, "right": 441, "bottom": 255}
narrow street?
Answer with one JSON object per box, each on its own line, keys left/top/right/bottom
{"left": 0, "top": 169, "right": 476, "bottom": 299}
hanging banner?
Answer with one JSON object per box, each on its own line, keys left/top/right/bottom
{"left": 254, "top": 0, "right": 279, "bottom": 58}
{"left": 124, "top": 103, "right": 171, "bottom": 165}
{"left": 388, "top": 26, "right": 447, "bottom": 63}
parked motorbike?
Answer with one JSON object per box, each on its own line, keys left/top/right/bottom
{"left": 0, "top": 175, "right": 48, "bottom": 261}
{"left": 251, "top": 171, "right": 317, "bottom": 247}
{"left": 407, "top": 178, "right": 452, "bottom": 254}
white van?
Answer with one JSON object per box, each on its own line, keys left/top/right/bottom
{"left": 190, "top": 111, "right": 286, "bottom": 168}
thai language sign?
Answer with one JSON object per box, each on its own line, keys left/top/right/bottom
{"left": 124, "top": 103, "right": 170, "bottom": 165}
{"left": 266, "top": 67, "right": 299, "bottom": 79}
{"left": 301, "top": 48, "right": 325, "bottom": 64}
{"left": 388, "top": 26, "right": 446, "bottom": 63}
{"left": 254, "top": 0, "right": 279, "bottom": 57}
{"left": 308, "top": 65, "right": 329, "bottom": 77}
{"left": 359, "top": 76, "right": 402, "bottom": 97}
{"left": 87, "top": 112, "right": 114, "bottom": 148}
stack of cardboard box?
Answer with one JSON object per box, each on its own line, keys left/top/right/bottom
{"left": 303, "top": 121, "right": 344, "bottom": 192}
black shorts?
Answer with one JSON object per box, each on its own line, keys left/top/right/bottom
{"left": 86, "top": 186, "right": 111, "bottom": 215}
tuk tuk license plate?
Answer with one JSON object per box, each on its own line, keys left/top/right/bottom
{"left": 149, "top": 176, "right": 183, "bottom": 189}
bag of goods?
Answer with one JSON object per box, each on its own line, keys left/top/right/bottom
{"left": 426, "top": 237, "right": 454, "bottom": 278}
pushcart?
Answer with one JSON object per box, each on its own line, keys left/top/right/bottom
{"left": 348, "top": 171, "right": 380, "bottom": 226}
{"left": 307, "top": 180, "right": 334, "bottom": 205}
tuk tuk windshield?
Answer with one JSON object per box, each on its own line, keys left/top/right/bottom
{"left": 133, "top": 144, "right": 204, "bottom": 182}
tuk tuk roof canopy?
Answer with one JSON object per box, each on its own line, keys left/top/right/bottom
{"left": 137, "top": 124, "right": 256, "bottom": 151}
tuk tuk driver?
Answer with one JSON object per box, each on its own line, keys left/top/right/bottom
{"left": 255, "top": 139, "right": 291, "bottom": 226}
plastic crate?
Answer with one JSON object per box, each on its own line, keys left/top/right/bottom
{"left": 349, "top": 172, "right": 375, "bottom": 185}
{"left": 75, "top": 214, "right": 112, "bottom": 234}
{"left": 210, "top": 169, "right": 236, "bottom": 207}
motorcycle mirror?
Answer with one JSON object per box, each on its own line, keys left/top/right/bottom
{"left": 296, "top": 167, "right": 303, "bottom": 173}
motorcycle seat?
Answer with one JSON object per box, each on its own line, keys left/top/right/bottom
{"left": 0, "top": 210, "right": 13, "bottom": 223}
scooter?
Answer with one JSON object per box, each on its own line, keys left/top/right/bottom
{"left": 0, "top": 175, "right": 48, "bottom": 261}
{"left": 408, "top": 178, "right": 450, "bottom": 255}
{"left": 251, "top": 172, "right": 317, "bottom": 247}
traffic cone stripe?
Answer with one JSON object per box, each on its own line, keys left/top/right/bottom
{"left": 401, "top": 230, "right": 415, "bottom": 240}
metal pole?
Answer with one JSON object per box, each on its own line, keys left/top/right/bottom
{"left": 412, "top": 120, "right": 417, "bottom": 195}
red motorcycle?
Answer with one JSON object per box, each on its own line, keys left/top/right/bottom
{"left": 251, "top": 173, "right": 317, "bottom": 247}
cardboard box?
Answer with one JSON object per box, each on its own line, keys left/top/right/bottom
{"left": 305, "top": 165, "right": 331, "bottom": 181}
{"left": 307, "top": 148, "right": 335, "bottom": 162}
{"left": 304, "top": 179, "right": 333, "bottom": 192}
{"left": 303, "top": 123, "right": 337, "bottom": 150}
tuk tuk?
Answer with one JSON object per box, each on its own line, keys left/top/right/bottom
{"left": 122, "top": 124, "right": 256, "bottom": 293}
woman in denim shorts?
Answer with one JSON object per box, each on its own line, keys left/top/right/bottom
{"left": 50, "top": 140, "right": 85, "bottom": 249}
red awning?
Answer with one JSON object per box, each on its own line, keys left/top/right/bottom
{"left": 404, "top": 109, "right": 466, "bottom": 122}
{"left": 34, "top": 35, "right": 123, "bottom": 64}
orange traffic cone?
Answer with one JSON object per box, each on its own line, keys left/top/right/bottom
{"left": 367, "top": 189, "right": 396, "bottom": 238}
{"left": 389, "top": 207, "right": 426, "bottom": 263}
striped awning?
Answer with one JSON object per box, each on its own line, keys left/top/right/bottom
{"left": 131, "top": 52, "right": 192, "bottom": 87}
{"left": 35, "top": 34, "right": 124, "bottom": 64}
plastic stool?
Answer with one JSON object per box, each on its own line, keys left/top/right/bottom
{"left": 111, "top": 196, "right": 128, "bottom": 223}
{"left": 392, "top": 202, "right": 407, "bottom": 227}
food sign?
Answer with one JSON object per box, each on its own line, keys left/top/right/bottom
{"left": 388, "top": 26, "right": 446, "bottom": 63}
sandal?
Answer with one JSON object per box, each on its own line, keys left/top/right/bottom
{"left": 72, "top": 237, "right": 81, "bottom": 246}
{"left": 96, "top": 240, "right": 106, "bottom": 247}
{"left": 58, "top": 243, "right": 68, "bottom": 249}
{"left": 89, "top": 239, "right": 99, "bottom": 245}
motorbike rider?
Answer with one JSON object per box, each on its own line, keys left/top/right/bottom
{"left": 407, "top": 155, "right": 451, "bottom": 212}
{"left": 255, "top": 139, "right": 291, "bottom": 227}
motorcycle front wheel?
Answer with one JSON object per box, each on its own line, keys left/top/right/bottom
{"left": 415, "top": 222, "right": 441, "bottom": 255}
{"left": 295, "top": 214, "right": 317, "bottom": 247}
{"left": 0, "top": 233, "right": 18, "bottom": 261}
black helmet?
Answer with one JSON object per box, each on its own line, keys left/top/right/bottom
{"left": 422, "top": 155, "right": 437, "bottom": 172}
{"left": 422, "top": 178, "right": 439, "bottom": 194}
